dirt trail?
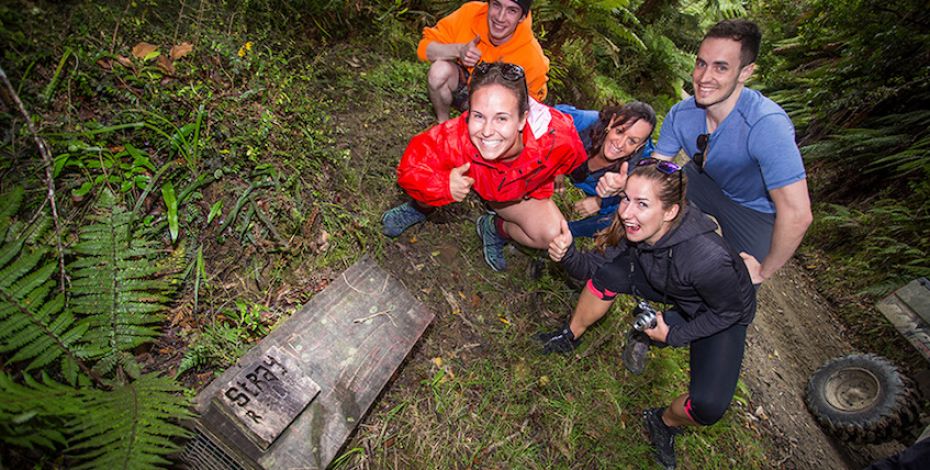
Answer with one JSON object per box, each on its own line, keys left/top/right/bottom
{"left": 744, "top": 261, "right": 905, "bottom": 468}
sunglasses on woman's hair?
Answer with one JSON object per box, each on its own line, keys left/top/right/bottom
{"left": 636, "top": 157, "right": 681, "bottom": 174}
{"left": 473, "top": 61, "right": 526, "bottom": 81}
{"left": 692, "top": 133, "right": 709, "bottom": 173}
{"left": 636, "top": 157, "right": 684, "bottom": 198}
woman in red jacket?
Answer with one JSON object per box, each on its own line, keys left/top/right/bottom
{"left": 382, "top": 62, "right": 586, "bottom": 271}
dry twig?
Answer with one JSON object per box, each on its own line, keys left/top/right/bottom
{"left": 0, "top": 64, "right": 68, "bottom": 292}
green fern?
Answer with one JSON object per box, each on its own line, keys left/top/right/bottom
{"left": 0, "top": 190, "right": 89, "bottom": 385}
{"left": 67, "top": 373, "right": 192, "bottom": 469}
{"left": 0, "top": 371, "right": 83, "bottom": 450}
{"left": 70, "top": 189, "right": 178, "bottom": 377}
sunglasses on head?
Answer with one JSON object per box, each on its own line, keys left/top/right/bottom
{"left": 636, "top": 157, "right": 681, "bottom": 174}
{"left": 472, "top": 61, "right": 526, "bottom": 82}
{"left": 635, "top": 157, "right": 684, "bottom": 199}
{"left": 692, "top": 133, "right": 709, "bottom": 173}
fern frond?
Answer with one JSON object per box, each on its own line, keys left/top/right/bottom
{"left": 0, "top": 372, "right": 84, "bottom": 450}
{"left": 0, "top": 234, "right": 90, "bottom": 383}
{"left": 70, "top": 190, "right": 179, "bottom": 372}
{"left": 67, "top": 373, "right": 193, "bottom": 469}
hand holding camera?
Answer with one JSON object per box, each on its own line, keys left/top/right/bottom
{"left": 632, "top": 300, "right": 659, "bottom": 332}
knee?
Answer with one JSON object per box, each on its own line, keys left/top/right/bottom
{"left": 685, "top": 394, "right": 730, "bottom": 426}
{"left": 523, "top": 221, "right": 561, "bottom": 248}
{"left": 427, "top": 61, "right": 457, "bottom": 91}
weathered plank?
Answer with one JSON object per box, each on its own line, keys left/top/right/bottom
{"left": 876, "top": 278, "right": 930, "bottom": 361}
{"left": 187, "top": 256, "right": 434, "bottom": 469}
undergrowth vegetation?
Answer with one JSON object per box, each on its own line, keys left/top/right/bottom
{"left": 0, "top": 0, "right": 925, "bottom": 468}
{"left": 756, "top": 0, "right": 930, "bottom": 367}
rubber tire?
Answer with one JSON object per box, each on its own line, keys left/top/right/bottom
{"left": 805, "top": 353, "right": 920, "bottom": 443}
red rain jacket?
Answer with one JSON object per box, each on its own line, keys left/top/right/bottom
{"left": 397, "top": 103, "right": 586, "bottom": 207}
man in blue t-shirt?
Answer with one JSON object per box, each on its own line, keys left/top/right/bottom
{"left": 599, "top": 19, "right": 812, "bottom": 286}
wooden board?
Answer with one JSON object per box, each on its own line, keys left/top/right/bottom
{"left": 189, "top": 256, "right": 434, "bottom": 469}
{"left": 876, "top": 278, "right": 930, "bottom": 361}
{"left": 211, "top": 345, "right": 321, "bottom": 449}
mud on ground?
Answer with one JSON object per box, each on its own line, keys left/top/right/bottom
{"left": 745, "top": 261, "right": 907, "bottom": 468}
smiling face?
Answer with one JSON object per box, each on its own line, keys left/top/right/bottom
{"left": 601, "top": 118, "right": 653, "bottom": 161}
{"left": 487, "top": 0, "right": 526, "bottom": 46}
{"left": 692, "top": 36, "right": 755, "bottom": 110}
{"left": 468, "top": 83, "right": 527, "bottom": 162}
{"left": 617, "top": 174, "right": 680, "bottom": 245}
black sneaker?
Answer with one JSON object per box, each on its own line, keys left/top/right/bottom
{"left": 643, "top": 407, "right": 683, "bottom": 469}
{"left": 536, "top": 326, "right": 580, "bottom": 355}
{"left": 621, "top": 330, "right": 650, "bottom": 375}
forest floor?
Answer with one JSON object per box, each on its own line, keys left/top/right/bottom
{"left": 369, "top": 210, "right": 911, "bottom": 469}
{"left": 738, "top": 261, "right": 905, "bottom": 468}
{"left": 3, "top": 2, "right": 925, "bottom": 467}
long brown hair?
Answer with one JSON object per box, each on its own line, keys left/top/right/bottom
{"left": 586, "top": 101, "right": 657, "bottom": 160}
{"left": 593, "top": 162, "right": 688, "bottom": 251}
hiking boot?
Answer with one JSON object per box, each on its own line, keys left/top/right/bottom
{"left": 622, "top": 329, "right": 650, "bottom": 375}
{"left": 536, "top": 325, "right": 580, "bottom": 355}
{"left": 476, "top": 214, "right": 507, "bottom": 271}
{"left": 381, "top": 202, "right": 427, "bottom": 237}
{"left": 643, "top": 407, "right": 683, "bottom": 470}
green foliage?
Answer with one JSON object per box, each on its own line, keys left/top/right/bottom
{"left": 806, "top": 201, "right": 930, "bottom": 296}
{"left": 0, "top": 190, "right": 87, "bottom": 384}
{"left": 67, "top": 373, "right": 192, "bottom": 469}
{"left": 804, "top": 109, "right": 930, "bottom": 179}
{"left": 70, "top": 190, "right": 179, "bottom": 378}
{"left": 0, "top": 372, "right": 79, "bottom": 450}
{"left": 0, "top": 185, "right": 190, "bottom": 467}
{"left": 754, "top": 0, "right": 930, "bottom": 326}
{"left": 176, "top": 301, "right": 275, "bottom": 376}
{"left": 1, "top": 370, "right": 193, "bottom": 469}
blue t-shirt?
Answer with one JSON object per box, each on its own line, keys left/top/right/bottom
{"left": 655, "top": 88, "right": 805, "bottom": 214}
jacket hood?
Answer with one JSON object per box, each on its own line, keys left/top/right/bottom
{"left": 639, "top": 203, "right": 718, "bottom": 251}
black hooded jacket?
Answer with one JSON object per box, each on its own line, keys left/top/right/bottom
{"left": 559, "top": 203, "right": 756, "bottom": 347}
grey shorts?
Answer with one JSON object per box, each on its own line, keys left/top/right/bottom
{"left": 684, "top": 163, "right": 775, "bottom": 262}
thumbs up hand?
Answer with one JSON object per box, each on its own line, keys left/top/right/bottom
{"left": 449, "top": 162, "right": 475, "bottom": 202}
{"left": 460, "top": 36, "right": 482, "bottom": 67}
{"left": 595, "top": 161, "right": 629, "bottom": 197}
{"left": 547, "top": 218, "right": 574, "bottom": 262}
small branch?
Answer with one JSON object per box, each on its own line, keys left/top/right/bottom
{"left": 0, "top": 64, "right": 68, "bottom": 293}
{"left": 352, "top": 310, "right": 396, "bottom": 327}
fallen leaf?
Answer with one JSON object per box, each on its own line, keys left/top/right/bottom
{"left": 170, "top": 42, "right": 193, "bottom": 60}
{"left": 96, "top": 58, "right": 112, "bottom": 70}
{"left": 313, "top": 230, "right": 330, "bottom": 253}
{"left": 132, "top": 42, "right": 158, "bottom": 59}
{"left": 116, "top": 55, "right": 134, "bottom": 69}
{"left": 432, "top": 357, "right": 443, "bottom": 367}
{"left": 156, "top": 55, "right": 175, "bottom": 75}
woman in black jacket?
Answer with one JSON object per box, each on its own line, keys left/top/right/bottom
{"left": 542, "top": 158, "right": 756, "bottom": 469}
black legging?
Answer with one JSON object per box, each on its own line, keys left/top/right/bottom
{"left": 589, "top": 252, "right": 747, "bottom": 425}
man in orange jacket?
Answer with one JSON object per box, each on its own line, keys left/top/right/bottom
{"left": 418, "top": 0, "right": 549, "bottom": 122}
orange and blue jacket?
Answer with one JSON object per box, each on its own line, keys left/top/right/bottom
{"left": 417, "top": 1, "right": 549, "bottom": 102}
{"left": 397, "top": 101, "right": 586, "bottom": 206}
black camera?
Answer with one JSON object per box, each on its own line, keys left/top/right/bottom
{"left": 632, "top": 300, "right": 658, "bottom": 331}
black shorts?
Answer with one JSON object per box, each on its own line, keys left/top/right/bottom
{"left": 586, "top": 253, "right": 746, "bottom": 426}
{"left": 451, "top": 64, "right": 470, "bottom": 111}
